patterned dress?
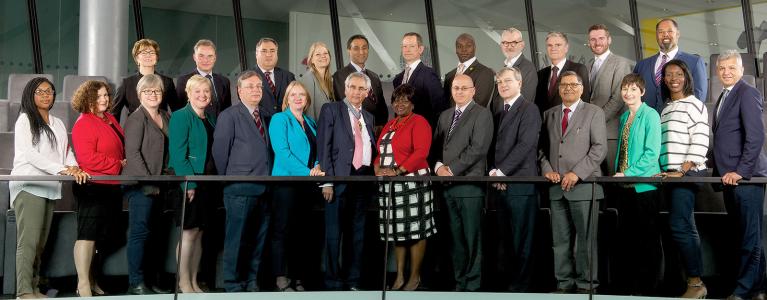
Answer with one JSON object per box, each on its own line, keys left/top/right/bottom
{"left": 377, "top": 130, "right": 437, "bottom": 241}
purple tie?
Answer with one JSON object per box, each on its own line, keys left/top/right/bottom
{"left": 654, "top": 55, "right": 668, "bottom": 85}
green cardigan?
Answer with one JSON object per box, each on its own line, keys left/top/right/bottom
{"left": 614, "top": 102, "right": 662, "bottom": 193}
{"left": 168, "top": 103, "right": 216, "bottom": 190}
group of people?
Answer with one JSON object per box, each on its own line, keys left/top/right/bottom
{"left": 7, "top": 17, "right": 767, "bottom": 300}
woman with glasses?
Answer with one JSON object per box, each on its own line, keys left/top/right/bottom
{"left": 122, "top": 74, "right": 172, "bottom": 295}
{"left": 10, "top": 78, "right": 89, "bottom": 299}
{"left": 111, "top": 39, "right": 180, "bottom": 121}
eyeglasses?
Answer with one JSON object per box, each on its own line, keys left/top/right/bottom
{"left": 451, "top": 86, "right": 474, "bottom": 92}
{"left": 559, "top": 83, "right": 582, "bottom": 90}
{"left": 34, "top": 89, "right": 54, "bottom": 96}
{"left": 141, "top": 89, "right": 162, "bottom": 96}
{"left": 138, "top": 50, "right": 156, "bottom": 56}
{"left": 501, "top": 40, "right": 523, "bottom": 47}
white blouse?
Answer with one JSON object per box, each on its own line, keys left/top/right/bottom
{"left": 9, "top": 113, "right": 78, "bottom": 203}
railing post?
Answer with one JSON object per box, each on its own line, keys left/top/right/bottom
{"left": 588, "top": 181, "right": 597, "bottom": 299}
{"left": 174, "top": 180, "right": 188, "bottom": 300}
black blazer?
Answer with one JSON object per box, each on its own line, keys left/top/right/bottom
{"left": 443, "top": 59, "right": 495, "bottom": 107}
{"left": 317, "top": 101, "right": 376, "bottom": 177}
{"left": 534, "top": 60, "right": 590, "bottom": 113}
{"left": 490, "top": 96, "right": 541, "bottom": 177}
{"left": 122, "top": 106, "right": 170, "bottom": 176}
{"left": 332, "top": 64, "right": 389, "bottom": 126}
{"left": 253, "top": 66, "right": 296, "bottom": 118}
{"left": 111, "top": 73, "right": 180, "bottom": 121}
{"left": 393, "top": 62, "right": 446, "bottom": 127}
{"left": 490, "top": 55, "right": 539, "bottom": 115}
{"left": 176, "top": 70, "right": 232, "bottom": 117}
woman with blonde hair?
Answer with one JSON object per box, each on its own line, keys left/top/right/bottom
{"left": 299, "top": 41, "right": 335, "bottom": 119}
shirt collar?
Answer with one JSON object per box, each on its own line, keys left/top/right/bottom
{"left": 196, "top": 68, "right": 212, "bottom": 77}
{"left": 242, "top": 102, "right": 258, "bottom": 115}
{"left": 594, "top": 49, "right": 611, "bottom": 62}
{"left": 659, "top": 47, "right": 679, "bottom": 60}
{"left": 504, "top": 94, "right": 522, "bottom": 108}
{"left": 259, "top": 67, "right": 274, "bottom": 74}
{"left": 458, "top": 57, "right": 477, "bottom": 70}
{"left": 455, "top": 100, "right": 473, "bottom": 113}
{"left": 351, "top": 62, "right": 365, "bottom": 72}
{"left": 552, "top": 59, "right": 567, "bottom": 71}
{"left": 562, "top": 99, "right": 581, "bottom": 113}
{"left": 504, "top": 52, "right": 523, "bottom": 67}
{"left": 406, "top": 59, "right": 421, "bottom": 71}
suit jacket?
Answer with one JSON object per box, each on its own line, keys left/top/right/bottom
{"left": 393, "top": 62, "right": 446, "bottom": 126}
{"left": 443, "top": 59, "right": 495, "bottom": 107}
{"left": 253, "top": 66, "right": 296, "bottom": 118}
{"left": 588, "top": 52, "right": 633, "bottom": 139}
{"left": 122, "top": 106, "right": 169, "bottom": 176}
{"left": 112, "top": 73, "right": 180, "bottom": 121}
{"left": 332, "top": 64, "right": 389, "bottom": 126}
{"left": 633, "top": 51, "right": 707, "bottom": 113}
{"left": 71, "top": 112, "right": 125, "bottom": 179}
{"left": 269, "top": 110, "right": 318, "bottom": 176}
{"left": 540, "top": 100, "right": 606, "bottom": 200}
{"left": 710, "top": 79, "right": 767, "bottom": 179}
{"left": 212, "top": 102, "right": 272, "bottom": 176}
{"left": 534, "top": 60, "right": 590, "bottom": 114}
{"left": 489, "top": 55, "right": 538, "bottom": 115}
{"left": 431, "top": 101, "right": 493, "bottom": 176}
{"left": 491, "top": 96, "right": 541, "bottom": 177}
{"left": 176, "top": 70, "right": 232, "bottom": 117}
{"left": 299, "top": 71, "right": 335, "bottom": 121}
{"left": 614, "top": 103, "right": 661, "bottom": 193}
{"left": 168, "top": 103, "right": 216, "bottom": 190}
{"left": 317, "top": 101, "right": 376, "bottom": 177}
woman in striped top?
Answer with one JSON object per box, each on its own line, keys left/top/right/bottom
{"left": 658, "top": 59, "right": 710, "bottom": 299}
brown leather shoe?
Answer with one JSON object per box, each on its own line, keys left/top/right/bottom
{"left": 681, "top": 280, "right": 707, "bottom": 299}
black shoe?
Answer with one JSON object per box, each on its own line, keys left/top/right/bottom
{"left": 246, "top": 285, "right": 261, "bottom": 292}
{"left": 128, "top": 284, "right": 156, "bottom": 295}
{"left": 150, "top": 285, "right": 170, "bottom": 294}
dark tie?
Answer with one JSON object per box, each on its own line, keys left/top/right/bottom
{"left": 714, "top": 88, "right": 730, "bottom": 123}
{"left": 448, "top": 109, "right": 462, "bottom": 138}
{"left": 264, "top": 71, "right": 277, "bottom": 96}
{"left": 548, "top": 66, "right": 559, "bottom": 98}
{"left": 562, "top": 107, "right": 571, "bottom": 135}
{"left": 253, "top": 109, "right": 265, "bottom": 139}
{"left": 205, "top": 74, "right": 219, "bottom": 108}
{"left": 365, "top": 70, "right": 376, "bottom": 103}
{"left": 654, "top": 55, "right": 668, "bottom": 86}
{"left": 504, "top": 103, "right": 511, "bottom": 112}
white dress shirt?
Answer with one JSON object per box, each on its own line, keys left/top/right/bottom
{"left": 457, "top": 57, "right": 477, "bottom": 73}
{"left": 10, "top": 113, "right": 78, "bottom": 203}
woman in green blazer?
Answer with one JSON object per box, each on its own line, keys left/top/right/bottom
{"left": 168, "top": 75, "right": 216, "bottom": 293}
{"left": 613, "top": 74, "right": 662, "bottom": 295}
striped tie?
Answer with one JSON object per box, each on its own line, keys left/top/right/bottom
{"left": 448, "top": 108, "right": 462, "bottom": 138}
{"left": 654, "top": 55, "right": 668, "bottom": 85}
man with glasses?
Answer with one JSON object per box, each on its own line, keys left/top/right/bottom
{"left": 253, "top": 37, "right": 296, "bottom": 119}
{"left": 431, "top": 74, "right": 492, "bottom": 292}
{"left": 633, "top": 18, "right": 707, "bottom": 113}
{"left": 540, "top": 71, "right": 606, "bottom": 294}
{"left": 393, "top": 32, "right": 446, "bottom": 127}
{"left": 177, "top": 39, "right": 232, "bottom": 117}
{"left": 535, "top": 32, "right": 590, "bottom": 114}
{"left": 443, "top": 33, "right": 495, "bottom": 107}
{"left": 493, "top": 27, "right": 537, "bottom": 111}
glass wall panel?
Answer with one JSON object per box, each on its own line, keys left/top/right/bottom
{"left": 37, "top": 0, "right": 80, "bottom": 94}
{"left": 0, "top": 1, "right": 34, "bottom": 99}
{"left": 751, "top": 0, "right": 767, "bottom": 73}
{"left": 433, "top": 0, "right": 530, "bottom": 77}
{"left": 532, "top": 0, "right": 637, "bottom": 66}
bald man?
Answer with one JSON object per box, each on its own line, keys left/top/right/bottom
{"left": 443, "top": 33, "right": 495, "bottom": 107}
{"left": 431, "top": 74, "right": 493, "bottom": 291}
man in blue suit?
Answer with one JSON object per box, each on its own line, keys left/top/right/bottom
{"left": 633, "top": 19, "right": 707, "bottom": 113}
{"left": 253, "top": 37, "right": 296, "bottom": 119}
{"left": 317, "top": 72, "right": 377, "bottom": 290}
{"left": 212, "top": 70, "right": 272, "bottom": 292}
{"left": 710, "top": 50, "right": 767, "bottom": 300}
{"left": 393, "top": 32, "right": 446, "bottom": 127}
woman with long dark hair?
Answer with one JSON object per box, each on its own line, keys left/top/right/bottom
{"left": 10, "top": 78, "right": 88, "bottom": 299}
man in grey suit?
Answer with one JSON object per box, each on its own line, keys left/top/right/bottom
{"left": 432, "top": 74, "right": 493, "bottom": 292}
{"left": 540, "top": 71, "right": 606, "bottom": 293}
{"left": 586, "top": 24, "right": 633, "bottom": 174}
{"left": 443, "top": 33, "right": 495, "bottom": 107}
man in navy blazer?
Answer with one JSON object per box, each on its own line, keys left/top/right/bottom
{"left": 633, "top": 19, "right": 707, "bottom": 113}
{"left": 317, "top": 72, "right": 377, "bottom": 290}
{"left": 253, "top": 37, "right": 296, "bottom": 119}
{"left": 176, "top": 39, "right": 232, "bottom": 117}
{"left": 212, "top": 70, "right": 272, "bottom": 292}
{"left": 393, "top": 32, "right": 446, "bottom": 127}
{"left": 710, "top": 51, "right": 767, "bottom": 300}
{"left": 489, "top": 67, "right": 541, "bottom": 292}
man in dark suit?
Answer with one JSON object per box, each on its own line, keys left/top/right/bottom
{"left": 633, "top": 19, "right": 707, "bottom": 113}
{"left": 586, "top": 24, "right": 633, "bottom": 174}
{"left": 332, "top": 34, "right": 388, "bottom": 129}
{"left": 540, "top": 71, "right": 606, "bottom": 293}
{"left": 432, "top": 74, "right": 493, "bottom": 291}
{"left": 253, "top": 37, "right": 296, "bottom": 118}
{"left": 317, "top": 72, "right": 377, "bottom": 291}
{"left": 535, "top": 32, "right": 590, "bottom": 114}
{"left": 443, "top": 33, "right": 495, "bottom": 107}
{"left": 710, "top": 50, "right": 767, "bottom": 300}
{"left": 211, "top": 70, "right": 272, "bottom": 292}
{"left": 493, "top": 27, "right": 537, "bottom": 110}
{"left": 176, "top": 39, "right": 232, "bottom": 117}
{"left": 489, "top": 67, "right": 541, "bottom": 292}
{"left": 393, "top": 32, "right": 446, "bottom": 127}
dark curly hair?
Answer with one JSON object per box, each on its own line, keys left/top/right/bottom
{"left": 71, "top": 80, "right": 113, "bottom": 114}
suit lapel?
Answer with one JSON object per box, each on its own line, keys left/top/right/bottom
{"left": 499, "top": 98, "right": 522, "bottom": 130}
{"left": 563, "top": 101, "right": 586, "bottom": 138}
{"left": 447, "top": 102, "right": 474, "bottom": 143}
{"left": 715, "top": 80, "right": 742, "bottom": 130}
{"left": 338, "top": 103, "right": 354, "bottom": 141}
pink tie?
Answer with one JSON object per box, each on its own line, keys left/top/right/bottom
{"left": 352, "top": 116, "right": 363, "bottom": 169}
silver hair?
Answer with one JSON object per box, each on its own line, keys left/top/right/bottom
{"left": 496, "top": 66, "right": 522, "bottom": 82}
{"left": 717, "top": 49, "right": 743, "bottom": 67}
{"left": 344, "top": 72, "right": 371, "bottom": 90}
{"left": 502, "top": 27, "right": 522, "bottom": 36}
{"left": 236, "top": 70, "right": 262, "bottom": 87}
{"left": 545, "top": 31, "right": 568, "bottom": 44}
{"left": 136, "top": 73, "right": 164, "bottom": 95}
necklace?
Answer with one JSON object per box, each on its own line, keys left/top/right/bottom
{"left": 388, "top": 113, "right": 413, "bottom": 132}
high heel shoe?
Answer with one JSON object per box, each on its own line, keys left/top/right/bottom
{"left": 681, "top": 280, "right": 707, "bottom": 299}
{"left": 403, "top": 278, "right": 420, "bottom": 291}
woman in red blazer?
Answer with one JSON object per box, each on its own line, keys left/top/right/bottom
{"left": 374, "top": 84, "right": 436, "bottom": 291}
{"left": 71, "top": 80, "right": 126, "bottom": 297}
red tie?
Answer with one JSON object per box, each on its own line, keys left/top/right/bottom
{"left": 562, "top": 107, "right": 570, "bottom": 135}
{"left": 548, "top": 66, "right": 559, "bottom": 98}
{"left": 253, "top": 109, "right": 265, "bottom": 139}
{"left": 264, "top": 71, "right": 277, "bottom": 95}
